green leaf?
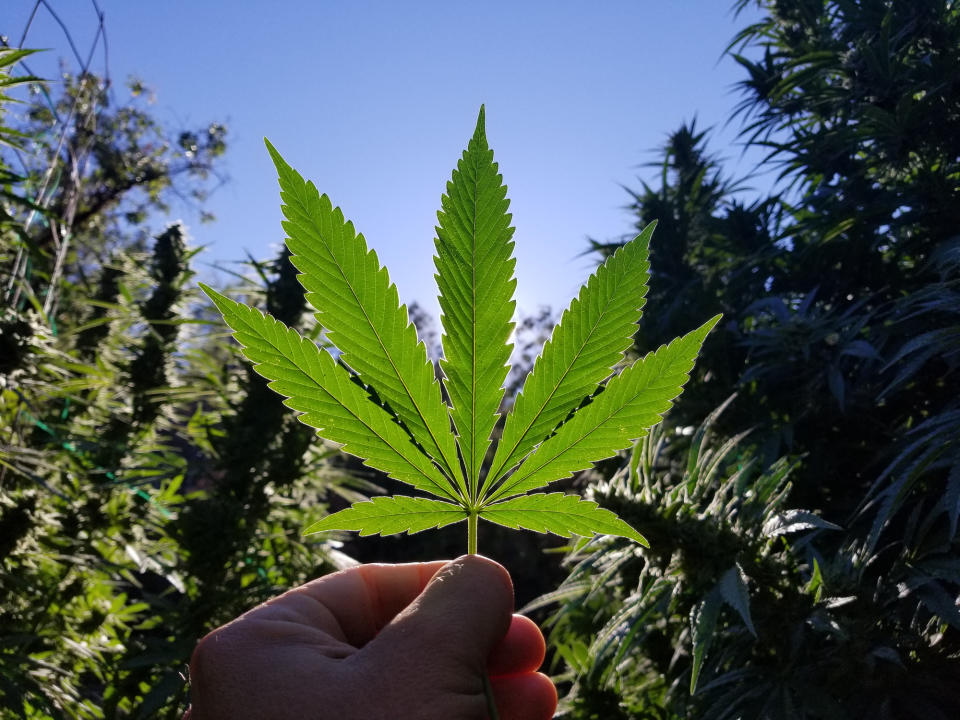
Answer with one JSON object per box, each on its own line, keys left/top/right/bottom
{"left": 203, "top": 110, "right": 723, "bottom": 555}
{"left": 917, "top": 579, "right": 960, "bottom": 630}
{"left": 480, "top": 492, "right": 647, "bottom": 544}
{"left": 304, "top": 496, "right": 467, "bottom": 537}
{"left": 434, "top": 106, "right": 516, "bottom": 498}
{"left": 485, "top": 223, "right": 653, "bottom": 493}
{"left": 265, "top": 140, "right": 464, "bottom": 493}
{"left": 200, "top": 284, "right": 458, "bottom": 502}
{"left": 488, "top": 315, "right": 721, "bottom": 502}
{"left": 762, "top": 509, "right": 842, "bottom": 537}
{"left": 0, "top": 48, "right": 40, "bottom": 71}
{"left": 717, "top": 564, "right": 756, "bottom": 637}
{"left": 690, "top": 588, "right": 722, "bottom": 693}
{"left": 946, "top": 464, "right": 960, "bottom": 538}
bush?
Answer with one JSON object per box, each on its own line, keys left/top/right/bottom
{"left": 549, "top": 1, "right": 960, "bottom": 717}
{"left": 0, "top": 62, "right": 363, "bottom": 718}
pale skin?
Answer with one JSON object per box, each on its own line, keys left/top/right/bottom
{"left": 185, "top": 555, "right": 557, "bottom": 720}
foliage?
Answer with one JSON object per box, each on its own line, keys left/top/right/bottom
{"left": 535, "top": 402, "right": 797, "bottom": 716}
{"left": 6, "top": 1, "right": 959, "bottom": 716}
{"left": 0, "top": 64, "right": 361, "bottom": 718}
{"left": 205, "top": 108, "right": 721, "bottom": 554}
{"left": 540, "top": 400, "right": 960, "bottom": 718}
{"left": 551, "top": 1, "right": 960, "bottom": 717}
{"left": 588, "top": 120, "right": 782, "bottom": 432}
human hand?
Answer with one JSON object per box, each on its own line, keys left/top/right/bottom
{"left": 185, "top": 555, "right": 557, "bottom": 719}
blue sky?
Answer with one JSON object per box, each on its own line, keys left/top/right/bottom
{"left": 7, "top": 1, "right": 765, "bottom": 318}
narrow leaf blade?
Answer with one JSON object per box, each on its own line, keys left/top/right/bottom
{"left": 305, "top": 496, "right": 467, "bottom": 537}
{"left": 201, "top": 284, "right": 458, "bottom": 501}
{"left": 485, "top": 224, "right": 654, "bottom": 493}
{"left": 265, "top": 140, "right": 464, "bottom": 492}
{"left": 718, "top": 564, "right": 756, "bottom": 637}
{"left": 434, "top": 106, "right": 517, "bottom": 497}
{"left": 480, "top": 492, "right": 647, "bottom": 545}
{"left": 490, "top": 315, "right": 721, "bottom": 501}
{"left": 690, "top": 589, "right": 723, "bottom": 693}
{"left": 762, "top": 509, "right": 842, "bottom": 537}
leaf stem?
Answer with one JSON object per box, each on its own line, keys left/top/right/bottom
{"left": 467, "top": 509, "right": 478, "bottom": 555}
{"left": 483, "top": 673, "right": 499, "bottom": 720}
{"left": 466, "top": 509, "right": 499, "bottom": 720}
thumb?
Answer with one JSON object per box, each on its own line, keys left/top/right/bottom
{"left": 366, "top": 554, "right": 514, "bottom": 673}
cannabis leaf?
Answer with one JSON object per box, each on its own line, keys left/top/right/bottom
{"left": 203, "top": 107, "right": 720, "bottom": 553}
{"left": 486, "top": 315, "right": 719, "bottom": 503}
{"left": 201, "top": 287, "right": 458, "bottom": 502}
{"left": 481, "top": 493, "right": 646, "bottom": 543}
{"left": 265, "top": 140, "right": 463, "bottom": 493}
{"left": 434, "top": 105, "right": 517, "bottom": 500}
{"left": 304, "top": 496, "right": 465, "bottom": 537}
{"left": 484, "top": 220, "right": 654, "bottom": 496}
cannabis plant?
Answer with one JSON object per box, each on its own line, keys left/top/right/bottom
{"left": 204, "top": 107, "right": 719, "bottom": 554}
{"left": 532, "top": 398, "right": 821, "bottom": 718}
{"left": 1, "top": 66, "right": 352, "bottom": 717}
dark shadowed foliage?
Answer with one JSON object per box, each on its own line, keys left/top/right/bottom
{"left": 548, "top": 1, "right": 960, "bottom": 717}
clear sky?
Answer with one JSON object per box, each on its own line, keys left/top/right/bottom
{"left": 6, "top": 1, "right": 765, "bottom": 318}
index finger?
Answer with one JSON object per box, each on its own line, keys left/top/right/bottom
{"left": 247, "top": 560, "right": 451, "bottom": 647}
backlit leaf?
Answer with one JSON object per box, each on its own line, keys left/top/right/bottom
{"left": 485, "top": 223, "right": 653, "bottom": 493}
{"left": 435, "top": 106, "right": 516, "bottom": 498}
{"left": 482, "top": 493, "right": 647, "bottom": 544}
{"left": 488, "top": 315, "right": 720, "bottom": 502}
{"left": 205, "top": 110, "right": 719, "bottom": 555}
{"left": 304, "top": 496, "right": 467, "bottom": 537}
{"left": 201, "top": 285, "right": 458, "bottom": 502}
{"left": 266, "top": 140, "right": 464, "bottom": 493}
